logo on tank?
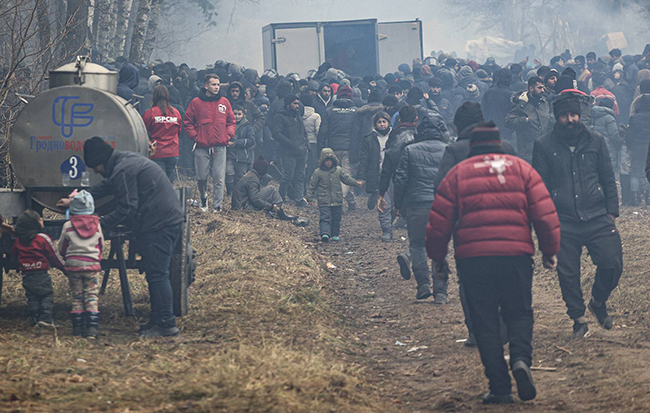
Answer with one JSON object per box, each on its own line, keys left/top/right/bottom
{"left": 52, "top": 96, "right": 94, "bottom": 138}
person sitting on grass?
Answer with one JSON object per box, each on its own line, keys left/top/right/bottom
{"left": 306, "top": 148, "right": 363, "bottom": 243}
{"left": 11, "top": 210, "right": 65, "bottom": 327}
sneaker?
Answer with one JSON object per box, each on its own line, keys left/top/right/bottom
{"left": 212, "top": 207, "right": 222, "bottom": 213}
{"left": 321, "top": 234, "right": 330, "bottom": 243}
{"left": 588, "top": 299, "right": 613, "bottom": 330}
{"left": 434, "top": 293, "right": 448, "bottom": 305}
{"left": 416, "top": 284, "right": 432, "bottom": 300}
{"left": 512, "top": 360, "right": 537, "bottom": 401}
{"left": 381, "top": 232, "right": 393, "bottom": 242}
{"left": 331, "top": 236, "right": 340, "bottom": 242}
{"left": 572, "top": 320, "right": 589, "bottom": 338}
{"left": 200, "top": 198, "right": 208, "bottom": 213}
{"left": 397, "top": 253, "right": 411, "bottom": 280}
{"left": 482, "top": 393, "right": 513, "bottom": 405}
{"left": 464, "top": 333, "right": 478, "bottom": 348}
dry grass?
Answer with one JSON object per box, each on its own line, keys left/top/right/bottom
{"left": 0, "top": 199, "right": 385, "bottom": 412}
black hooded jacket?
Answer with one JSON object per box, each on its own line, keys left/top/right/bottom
{"left": 317, "top": 98, "right": 360, "bottom": 157}
{"left": 117, "top": 64, "right": 139, "bottom": 101}
{"left": 481, "top": 69, "right": 514, "bottom": 139}
{"left": 378, "top": 123, "right": 416, "bottom": 195}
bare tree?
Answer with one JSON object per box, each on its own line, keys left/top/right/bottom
{"left": 141, "top": 0, "right": 162, "bottom": 62}
{"left": 128, "top": 0, "right": 151, "bottom": 62}
{"left": 62, "top": 0, "right": 89, "bottom": 58}
{"left": 112, "top": 0, "right": 132, "bottom": 58}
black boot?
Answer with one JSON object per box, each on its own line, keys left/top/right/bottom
{"left": 277, "top": 207, "right": 298, "bottom": 221}
{"left": 71, "top": 312, "right": 85, "bottom": 336}
{"left": 84, "top": 312, "right": 99, "bottom": 339}
{"left": 139, "top": 317, "right": 180, "bottom": 338}
{"left": 620, "top": 175, "right": 631, "bottom": 205}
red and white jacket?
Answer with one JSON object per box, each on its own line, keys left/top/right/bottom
{"left": 57, "top": 215, "right": 104, "bottom": 273}
{"left": 590, "top": 86, "right": 620, "bottom": 116}
{"left": 426, "top": 153, "right": 561, "bottom": 262}
{"left": 183, "top": 90, "right": 236, "bottom": 148}
{"left": 143, "top": 106, "right": 182, "bottom": 159}
{"left": 12, "top": 233, "right": 65, "bottom": 274}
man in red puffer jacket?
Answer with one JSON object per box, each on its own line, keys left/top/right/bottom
{"left": 425, "top": 122, "right": 560, "bottom": 405}
{"left": 184, "top": 73, "right": 236, "bottom": 212}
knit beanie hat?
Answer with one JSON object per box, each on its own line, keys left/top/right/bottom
{"left": 382, "top": 94, "right": 399, "bottom": 107}
{"left": 339, "top": 78, "right": 351, "bottom": 87}
{"left": 554, "top": 75, "right": 575, "bottom": 94}
{"left": 284, "top": 94, "right": 299, "bottom": 107}
{"left": 398, "top": 63, "right": 412, "bottom": 74}
{"left": 307, "top": 80, "right": 320, "bottom": 91}
{"left": 458, "top": 66, "right": 474, "bottom": 79}
{"left": 562, "top": 67, "right": 577, "bottom": 80}
{"left": 337, "top": 85, "right": 353, "bottom": 100}
{"left": 544, "top": 69, "right": 559, "bottom": 84}
{"left": 368, "top": 89, "right": 382, "bottom": 103}
{"left": 454, "top": 102, "right": 484, "bottom": 132}
{"left": 470, "top": 121, "right": 501, "bottom": 148}
{"left": 592, "top": 72, "right": 606, "bottom": 87}
{"left": 384, "top": 73, "right": 397, "bottom": 84}
{"left": 428, "top": 77, "right": 443, "bottom": 89}
{"left": 406, "top": 87, "right": 424, "bottom": 105}
{"left": 554, "top": 93, "right": 582, "bottom": 118}
{"left": 253, "top": 156, "right": 269, "bottom": 177}
{"left": 84, "top": 137, "right": 114, "bottom": 168}
{"left": 15, "top": 210, "right": 41, "bottom": 245}
{"left": 70, "top": 190, "right": 95, "bottom": 215}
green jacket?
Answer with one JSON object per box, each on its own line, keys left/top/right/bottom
{"left": 307, "top": 148, "right": 357, "bottom": 206}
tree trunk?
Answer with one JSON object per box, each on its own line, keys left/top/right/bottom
{"left": 128, "top": 0, "right": 152, "bottom": 62}
{"left": 63, "top": 0, "right": 90, "bottom": 60}
{"left": 36, "top": 0, "right": 52, "bottom": 68}
{"left": 112, "top": 0, "right": 133, "bottom": 58}
{"left": 141, "top": 0, "right": 162, "bottom": 62}
{"left": 94, "top": 0, "right": 118, "bottom": 60}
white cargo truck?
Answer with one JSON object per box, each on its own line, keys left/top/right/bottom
{"left": 262, "top": 19, "right": 423, "bottom": 77}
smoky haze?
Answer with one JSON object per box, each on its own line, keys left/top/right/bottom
{"left": 158, "top": 0, "right": 647, "bottom": 71}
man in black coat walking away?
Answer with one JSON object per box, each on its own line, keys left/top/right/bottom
{"left": 532, "top": 93, "right": 623, "bottom": 338}
{"left": 271, "top": 95, "right": 309, "bottom": 206}
{"left": 482, "top": 69, "right": 515, "bottom": 149}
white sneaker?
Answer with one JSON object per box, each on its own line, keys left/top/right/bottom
{"left": 200, "top": 206, "right": 208, "bottom": 212}
{"left": 212, "top": 207, "right": 221, "bottom": 213}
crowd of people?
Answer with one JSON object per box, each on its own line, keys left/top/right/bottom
{"left": 6, "top": 42, "right": 650, "bottom": 405}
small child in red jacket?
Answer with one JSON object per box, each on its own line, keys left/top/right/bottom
{"left": 12, "top": 210, "right": 65, "bottom": 327}
{"left": 58, "top": 190, "right": 104, "bottom": 339}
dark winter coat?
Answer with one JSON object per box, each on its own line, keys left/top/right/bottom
{"left": 357, "top": 130, "right": 388, "bottom": 193}
{"left": 505, "top": 91, "right": 553, "bottom": 162}
{"left": 356, "top": 102, "right": 384, "bottom": 143}
{"left": 393, "top": 119, "right": 448, "bottom": 210}
{"left": 312, "top": 94, "right": 332, "bottom": 120}
{"left": 231, "top": 169, "right": 274, "bottom": 211}
{"left": 306, "top": 149, "right": 358, "bottom": 206}
{"left": 433, "top": 126, "right": 516, "bottom": 193}
{"left": 117, "top": 64, "right": 139, "bottom": 101}
{"left": 317, "top": 98, "right": 360, "bottom": 158}
{"left": 426, "top": 153, "right": 561, "bottom": 262}
{"left": 431, "top": 94, "right": 454, "bottom": 123}
{"left": 482, "top": 70, "right": 514, "bottom": 140}
{"left": 378, "top": 123, "right": 416, "bottom": 195}
{"left": 532, "top": 123, "right": 619, "bottom": 222}
{"left": 88, "top": 151, "right": 184, "bottom": 233}
{"left": 271, "top": 106, "right": 308, "bottom": 157}
{"left": 230, "top": 117, "right": 256, "bottom": 164}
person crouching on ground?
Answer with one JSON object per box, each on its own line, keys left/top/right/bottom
{"left": 307, "top": 148, "right": 363, "bottom": 242}
{"left": 425, "top": 122, "right": 561, "bottom": 404}
{"left": 12, "top": 210, "right": 65, "bottom": 327}
{"left": 57, "top": 190, "right": 104, "bottom": 339}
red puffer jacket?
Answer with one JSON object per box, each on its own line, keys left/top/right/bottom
{"left": 143, "top": 106, "right": 181, "bottom": 159}
{"left": 12, "top": 233, "right": 65, "bottom": 274}
{"left": 183, "top": 90, "right": 236, "bottom": 148}
{"left": 426, "top": 153, "right": 561, "bottom": 261}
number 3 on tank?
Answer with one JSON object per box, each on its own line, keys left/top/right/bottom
{"left": 60, "top": 155, "right": 87, "bottom": 186}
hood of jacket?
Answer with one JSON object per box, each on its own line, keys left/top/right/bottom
{"left": 118, "top": 64, "right": 139, "bottom": 89}
{"left": 415, "top": 117, "right": 448, "bottom": 143}
{"left": 70, "top": 215, "right": 100, "bottom": 239}
{"left": 198, "top": 87, "right": 223, "bottom": 102}
{"left": 493, "top": 68, "right": 512, "bottom": 88}
{"left": 592, "top": 105, "right": 616, "bottom": 120}
{"left": 319, "top": 148, "right": 338, "bottom": 169}
{"left": 302, "top": 105, "right": 316, "bottom": 120}
{"left": 148, "top": 75, "right": 162, "bottom": 92}
{"left": 227, "top": 81, "right": 245, "bottom": 104}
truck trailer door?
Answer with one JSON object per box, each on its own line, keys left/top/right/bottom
{"left": 273, "top": 26, "right": 321, "bottom": 78}
{"left": 378, "top": 20, "right": 423, "bottom": 75}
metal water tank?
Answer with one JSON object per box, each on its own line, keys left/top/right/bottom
{"left": 9, "top": 57, "right": 148, "bottom": 211}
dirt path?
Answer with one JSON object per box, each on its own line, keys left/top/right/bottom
{"left": 303, "top": 203, "right": 650, "bottom": 412}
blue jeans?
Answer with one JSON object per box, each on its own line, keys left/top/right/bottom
{"left": 141, "top": 223, "right": 182, "bottom": 323}
{"left": 152, "top": 156, "right": 178, "bottom": 183}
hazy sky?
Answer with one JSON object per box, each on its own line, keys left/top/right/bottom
{"left": 164, "top": 0, "right": 474, "bottom": 70}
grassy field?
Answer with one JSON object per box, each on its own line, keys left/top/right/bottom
{"left": 0, "top": 206, "right": 385, "bottom": 412}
